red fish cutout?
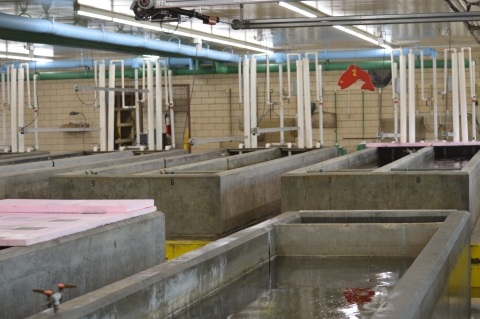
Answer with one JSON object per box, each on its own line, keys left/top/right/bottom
{"left": 343, "top": 288, "right": 376, "bottom": 304}
{"left": 338, "top": 65, "right": 375, "bottom": 91}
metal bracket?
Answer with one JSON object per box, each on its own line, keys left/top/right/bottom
{"left": 74, "top": 85, "right": 149, "bottom": 93}
{"left": 189, "top": 136, "right": 247, "bottom": 146}
{"left": 376, "top": 131, "right": 400, "bottom": 140}
{"left": 252, "top": 126, "right": 299, "bottom": 136}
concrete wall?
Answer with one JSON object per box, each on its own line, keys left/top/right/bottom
{"left": 1, "top": 211, "right": 165, "bottom": 319}
{"left": 0, "top": 151, "right": 82, "bottom": 166}
{"left": 373, "top": 146, "right": 434, "bottom": 172}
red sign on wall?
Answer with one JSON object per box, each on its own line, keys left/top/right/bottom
{"left": 338, "top": 65, "right": 375, "bottom": 91}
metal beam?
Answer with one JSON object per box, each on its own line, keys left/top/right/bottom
{"left": 189, "top": 136, "right": 247, "bottom": 146}
{"left": 252, "top": 126, "right": 299, "bottom": 135}
{"left": 22, "top": 127, "right": 101, "bottom": 133}
{"left": 152, "top": 0, "right": 298, "bottom": 8}
{"left": 232, "top": 11, "right": 480, "bottom": 29}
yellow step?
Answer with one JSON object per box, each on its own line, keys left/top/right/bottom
{"left": 166, "top": 240, "right": 212, "bottom": 261}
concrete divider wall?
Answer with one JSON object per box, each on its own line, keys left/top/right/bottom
{"left": 1, "top": 211, "right": 165, "bottom": 319}
{"left": 373, "top": 146, "right": 434, "bottom": 172}
{"left": 0, "top": 151, "right": 50, "bottom": 159}
{"left": 219, "top": 148, "right": 337, "bottom": 235}
{"left": 0, "top": 152, "right": 83, "bottom": 166}
{"left": 164, "top": 149, "right": 228, "bottom": 168}
{"left": 161, "top": 158, "right": 228, "bottom": 173}
{"left": 226, "top": 148, "right": 281, "bottom": 170}
{"left": 463, "top": 151, "right": 480, "bottom": 235}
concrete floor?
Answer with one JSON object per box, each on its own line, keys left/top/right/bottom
{"left": 472, "top": 299, "right": 480, "bottom": 318}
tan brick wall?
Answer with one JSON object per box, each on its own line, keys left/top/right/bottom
{"left": 1, "top": 48, "right": 480, "bottom": 154}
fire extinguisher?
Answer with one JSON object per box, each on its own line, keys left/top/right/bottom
{"left": 165, "top": 113, "right": 171, "bottom": 135}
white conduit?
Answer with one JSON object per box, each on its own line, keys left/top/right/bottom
{"left": 95, "top": 61, "right": 106, "bottom": 151}
{"left": 399, "top": 53, "right": 407, "bottom": 143}
{"left": 10, "top": 66, "right": 17, "bottom": 152}
{"left": 296, "top": 59, "right": 305, "bottom": 148}
{"left": 451, "top": 52, "right": 460, "bottom": 142}
{"left": 279, "top": 63, "right": 284, "bottom": 144}
{"left": 17, "top": 66, "right": 24, "bottom": 152}
{"left": 147, "top": 60, "right": 155, "bottom": 150}
{"left": 318, "top": 64, "right": 324, "bottom": 146}
{"left": 441, "top": 48, "right": 457, "bottom": 95}
{"left": 393, "top": 62, "right": 398, "bottom": 142}
{"left": 134, "top": 68, "right": 140, "bottom": 145}
{"left": 107, "top": 62, "right": 116, "bottom": 151}
{"left": 243, "top": 56, "right": 251, "bottom": 148}
{"left": 167, "top": 69, "right": 175, "bottom": 149}
{"left": 155, "top": 58, "right": 165, "bottom": 151}
{"left": 472, "top": 60, "right": 477, "bottom": 140}
{"left": 433, "top": 58, "right": 438, "bottom": 141}
{"left": 250, "top": 56, "right": 258, "bottom": 148}
{"left": 238, "top": 59, "right": 243, "bottom": 104}
{"left": 33, "top": 74, "right": 39, "bottom": 150}
{"left": 1, "top": 73, "right": 6, "bottom": 148}
{"left": 458, "top": 51, "right": 469, "bottom": 142}
{"left": 408, "top": 50, "right": 416, "bottom": 143}
{"left": 303, "top": 57, "right": 313, "bottom": 148}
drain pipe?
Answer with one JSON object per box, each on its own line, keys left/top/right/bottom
{"left": 9, "top": 65, "right": 17, "bottom": 152}
{"left": 155, "top": 58, "right": 165, "bottom": 151}
{"left": 107, "top": 61, "right": 117, "bottom": 151}
{"left": 433, "top": 58, "right": 438, "bottom": 141}
{"left": 238, "top": 59, "right": 243, "bottom": 104}
{"left": 95, "top": 60, "right": 107, "bottom": 151}
{"left": 243, "top": 55, "right": 251, "bottom": 148}
{"left": 302, "top": 55, "right": 313, "bottom": 148}
{"left": 250, "top": 55, "right": 258, "bottom": 148}
{"left": 134, "top": 68, "right": 140, "bottom": 145}
{"left": 452, "top": 52, "right": 460, "bottom": 142}
{"left": 1, "top": 73, "right": 5, "bottom": 149}
{"left": 408, "top": 50, "right": 416, "bottom": 143}
{"left": 33, "top": 74, "right": 39, "bottom": 150}
{"left": 458, "top": 50, "right": 469, "bottom": 142}
{"left": 472, "top": 60, "right": 477, "bottom": 140}
{"left": 318, "top": 64, "right": 324, "bottom": 147}
{"left": 399, "top": 52, "right": 407, "bottom": 143}
{"left": 147, "top": 60, "right": 155, "bottom": 150}
{"left": 18, "top": 64, "right": 26, "bottom": 152}
{"left": 392, "top": 62, "right": 399, "bottom": 142}
{"left": 167, "top": 69, "right": 175, "bottom": 149}
{"left": 296, "top": 57, "right": 305, "bottom": 148}
{"left": 279, "top": 63, "right": 284, "bottom": 145}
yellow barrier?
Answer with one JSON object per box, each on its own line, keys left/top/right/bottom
{"left": 166, "top": 240, "right": 212, "bottom": 261}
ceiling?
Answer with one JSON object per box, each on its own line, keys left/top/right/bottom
{"left": 0, "top": 0, "right": 478, "bottom": 62}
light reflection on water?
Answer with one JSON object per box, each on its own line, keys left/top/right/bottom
{"left": 172, "top": 256, "right": 415, "bottom": 319}
{"left": 416, "top": 157, "right": 470, "bottom": 170}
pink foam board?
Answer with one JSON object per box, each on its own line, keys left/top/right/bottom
{"left": 0, "top": 199, "right": 155, "bottom": 214}
{"left": 366, "top": 142, "right": 433, "bottom": 148}
{"left": 0, "top": 206, "right": 157, "bottom": 246}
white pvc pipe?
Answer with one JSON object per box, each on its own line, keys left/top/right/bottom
{"left": 408, "top": 50, "right": 416, "bottom": 143}
{"left": 167, "top": 69, "right": 175, "bottom": 149}
{"left": 108, "top": 62, "right": 115, "bottom": 151}
{"left": 33, "top": 74, "right": 39, "bottom": 150}
{"left": 279, "top": 63, "right": 284, "bottom": 144}
{"left": 134, "top": 68, "right": 140, "bottom": 145}
{"left": 10, "top": 67, "right": 17, "bottom": 153}
{"left": 296, "top": 59, "right": 305, "bottom": 148}
{"left": 472, "top": 61, "right": 477, "bottom": 140}
{"left": 250, "top": 56, "right": 257, "bottom": 148}
{"left": 399, "top": 54, "right": 407, "bottom": 143}
{"left": 286, "top": 53, "right": 301, "bottom": 98}
{"left": 393, "top": 62, "right": 398, "bottom": 142}
{"left": 243, "top": 56, "right": 251, "bottom": 148}
{"left": 238, "top": 59, "right": 243, "bottom": 103}
{"left": 451, "top": 52, "right": 460, "bottom": 142}
{"left": 147, "top": 60, "right": 155, "bottom": 150}
{"left": 303, "top": 57, "right": 313, "bottom": 148}
{"left": 97, "top": 61, "right": 107, "bottom": 151}
{"left": 18, "top": 66, "right": 24, "bottom": 152}
{"left": 458, "top": 51, "right": 469, "bottom": 142}
{"left": 318, "top": 64, "right": 323, "bottom": 145}
{"left": 440, "top": 48, "right": 457, "bottom": 95}
{"left": 433, "top": 58, "right": 438, "bottom": 141}
{"left": 1, "top": 73, "right": 6, "bottom": 148}
{"left": 155, "top": 58, "right": 164, "bottom": 150}
{"left": 266, "top": 55, "right": 271, "bottom": 105}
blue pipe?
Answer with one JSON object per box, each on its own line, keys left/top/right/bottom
{"left": 0, "top": 13, "right": 238, "bottom": 64}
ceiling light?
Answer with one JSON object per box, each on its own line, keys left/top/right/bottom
{"left": 77, "top": 10, "right": 113, "bottom": 21}
{"left": 278, "top": 2, "right": 317, "bottom": 18}
{"left": 333, "top": 26, "right": 392, "bottom": 50}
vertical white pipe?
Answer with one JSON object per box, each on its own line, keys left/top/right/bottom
{"left": 287, "top": 55, "right": 292, "bottom": 98}
{"left": 408, "top": 50, "right": 416, "bottom": 143}
{"left": 147, "top": 60, "right": 155, "bottom": 150}
{"left": 472, "top": 61, "right": 477, "bottom": 140}
{"left": 33, "top": 74, "right": 39, "bottom": 150}
{"left": 451, "top": 52, "right": 460, "bottom": 142}
{"left": 155, "top": 59, "right": 163, "bottom": 150}
{"left": 98, "top": 62, "right": 106, "bottom": 151}
{"left": 250, "top": 57, "right": 257, "bottom": 148}
{"left": 296, "top": 59, "right": 305, "bottom": 148}
{"left": 318, "top": 64, "right": 323, "bottom": 145}
{"left": 303, "top": 57, "right": 313, "bottom": 148}
{"left": 399, "top": 54, "right": 407, "bottom": 143}
{"left": 10, "top": 67, "right": 17, "bottom": 153}
{"left": 238, "top": 59, "right": 243, "bottom": 103}
{"left": 433, "top": 58, "right": 438, "bottom": 141}
{"left": 266, "top": 55, "right": 271, "bottom": 105}
{"left": 458, "top": 51, "right": 469, "bottom": 142}
{"left": 243, "top": 56, "right": 251, "bottom": 148}
{"left": 168, "top": 69, "right": 175, "bottom": 149}
{"left": 164, "top": 62, "right": 168, "bottom": 111}
{"left": 134, "top": 68, "right": 140, "bottom": 145}
{"left": 1, "top": 73, "right": 6, "bottom": 148}
{"left": 279, "top": 63, "right": 284, "bottom": 144}
{"left": 108, "top": 63, "right": 115, "bottom": 151}
{"left": 18, "top": 66, "right": 24, "bottom": 153}
{"left": 393, "top": 62, "right": 398, "bottom": 142}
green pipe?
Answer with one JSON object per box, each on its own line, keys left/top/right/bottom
{"left": 7, "top": 59, "right": 473, "bottom": 81}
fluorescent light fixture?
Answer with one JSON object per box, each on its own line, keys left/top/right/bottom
{"left": 278, "top": 2, "right": 317, "bottom": 18}
{"left": 0, "top": 54, "right": 53, "bottom": 62}
{"left": 333, "top": 26, "right": 392, "bottom": 50}
{"left": 77, "top": 10, "right": 113, "bottom": 21}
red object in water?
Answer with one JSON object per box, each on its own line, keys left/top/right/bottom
{"left": 338, "top": 65, "right": 375, "bottom": 91}
{"left": 343, "top": 288, "right": 375, "bottom": 304}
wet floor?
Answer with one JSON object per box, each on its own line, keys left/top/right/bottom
{"left": 172, "top": 256, "right": 415, "bottom": 319}
{"left": 415, "top": 157, "right": 470, "bottom": 170}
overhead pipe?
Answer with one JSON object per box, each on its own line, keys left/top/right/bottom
{"left": 451, "top": 52, "right": 460, "bottom": 142}
{"left": 243, "top": 55, "right": 251, "bottom": 148}
{"left": 167, "top": 69, "right": 175, "bottom": 149}
{"left": 408, "top": 50, "right": 416, "bottom": 143}
{"left": 0, "top": 13, "right": 238, "bottom": 63}
{"left": 33, "top": 74, "right": 39, "bottom": 150}
{"left": 458, "top": 51, "right": 469, "bottom": 142}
